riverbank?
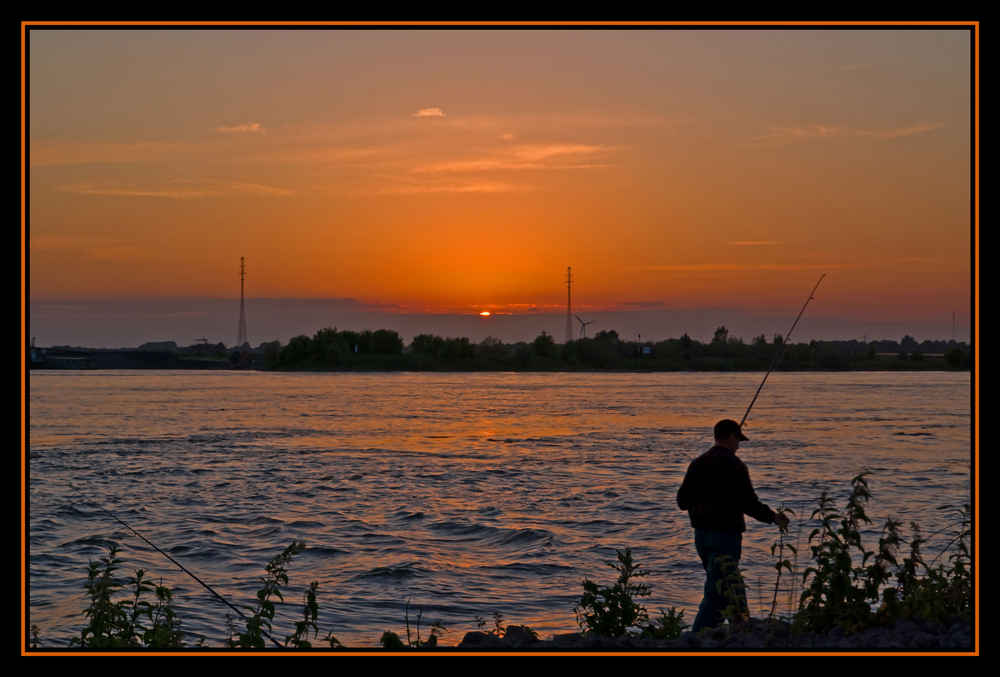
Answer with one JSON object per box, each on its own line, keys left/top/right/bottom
{"left": 454, "top": 616, "right": 973, "bottom": 650}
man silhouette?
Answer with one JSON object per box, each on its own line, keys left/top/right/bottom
{"left": 677, "top": 419, "right": 789, "bottom": 632}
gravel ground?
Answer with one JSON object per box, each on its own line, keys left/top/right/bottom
{"left": 454, "top": 616, "right": 973, "bottom": 651}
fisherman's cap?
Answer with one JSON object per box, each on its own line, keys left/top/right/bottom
{"left": 714, "top": 419, "right": 749, "bottom": 441}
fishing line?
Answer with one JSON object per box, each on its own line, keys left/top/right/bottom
{"left": 68, "top": 482, "right": 285, "bottom": 649}
{"left": 740, "top": 274, "right": 825, "bottom": 429}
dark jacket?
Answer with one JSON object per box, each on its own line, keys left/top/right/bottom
{"left": 676, "top": 445, "right": 776, "bottom": 532}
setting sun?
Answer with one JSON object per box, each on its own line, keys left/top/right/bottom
{"left": 480, "top": 312, "right": 491, "bottom": 316}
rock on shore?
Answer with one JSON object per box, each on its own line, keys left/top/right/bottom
{"left": 454, "top": 616, "right": 972, "bottom": 650}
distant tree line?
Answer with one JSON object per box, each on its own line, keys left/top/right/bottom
{"left": 263, "top": 325, "right": 972, "bottom": 372}
{"left": 273, "top": 327, "right": 405, "bottom": 368}
{"left": 41, "top": 327, "right": 972, "bottom": 372}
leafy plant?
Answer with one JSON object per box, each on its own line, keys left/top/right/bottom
{"left": 284, "top": 580, "right": 319, "bottom": 648}
{"left": 715, "top": 555, "right": 750, "bottom": 633}
{"left": 881, "top": 504, "right": 971, "bottom": 624}
{"left": 70, "top": 546, "right": 128, "bottom": 647}
{"left": 379, "top": 630, "right": 406, "bottom": 648}
{"left": 143, "top": 576, "right": 185, "bottom": 647}
{"left": 69, "top": 546, "right": 184, "bottom": 648}
{"left": 230, "top": 541, "right": 305, "bottom": 648}
{"left": 491, "top": 611, "right": 505, "bottom": 637}
{"left": 320, "top": 630, "right": 345, "bottom": 648}
{"left": 642, "top": 607, "right": 688, "bottom": 640}
{"left": 67, "top": 541, "right": 346, "bottom": 649}
{"left": 795, "top": 472, "right": 971, "bottom": 636}
{"left": 517, "top": 624, "right": 540, "bottom": 640}
{"left": 768, "top": 507, "right": 796, "bottom": 621}
{"left": 574, "top": 547, "right": 651, "bottom": 638}
{"left": 797, "top": 473, "right": 876, "bottom": 633}
{"left": 862, "top": 516, "right": 903, "bottom": 608}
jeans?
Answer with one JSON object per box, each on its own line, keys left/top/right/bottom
{"left": 692, "top": 528, "right": 746, "bottom": 632}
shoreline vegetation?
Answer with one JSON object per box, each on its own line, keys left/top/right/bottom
{"left": 32, "top": 326, "right": 973, "bottom": 372}
{"left": 33, "top": 473, "right": 972, "bottom": 651}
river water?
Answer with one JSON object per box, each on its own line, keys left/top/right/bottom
{"left": 27, "top": 371, "right": 973, "bottom": 647}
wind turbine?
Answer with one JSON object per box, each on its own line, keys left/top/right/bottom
{"left": 575, "top": 315, "right": 595, "bottom": 339}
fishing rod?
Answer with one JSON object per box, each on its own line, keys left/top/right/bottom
{"left": 68, "top": 483, "right": 285, "bottom": 649}
{"left": 739, "top": 274, "right": 825, "bottom": 429}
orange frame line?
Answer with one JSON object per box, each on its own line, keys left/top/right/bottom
{"left": 20, "top": 19, "right": 979, "bottom": 657}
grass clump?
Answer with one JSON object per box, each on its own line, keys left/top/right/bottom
{"left": 379, "top": 599, "right": 447, "bottom": 648}
{"left": 472, "top": 611, "right": 539, "bottom": 641}
{"left": 643, "top": 607, "right": 689, "bottom": 641}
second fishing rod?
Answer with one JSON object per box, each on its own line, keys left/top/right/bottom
{"left": 69, "top": 482, "right": 287, "bottom": 649}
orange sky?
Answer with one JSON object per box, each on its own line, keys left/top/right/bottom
{"left": 27, "top": 28, "right": 974, "bottom": 333}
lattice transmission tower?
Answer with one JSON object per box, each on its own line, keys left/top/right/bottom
{"left": 564, "top": 266, "right": 574, "bottom": 343}
{"left": 236, "top": 256, "right": 249, "bottom": 347}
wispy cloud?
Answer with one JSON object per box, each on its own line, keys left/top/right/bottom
{"left": 413, "top": 144, "right": 616, "bottom": 174}
{"left": 856, "top": 122, "right": 947, "bottom": 141}
{"left": 628, "top": 263, "right": 859, "bottom": 272}
{"left": 29, "top": 235, "right": 162, "bottom": 261}
{"left": 540, "top": 112, "right": 675, "bottom": 129}
{"left": 892, "top": 256, "right": 967, "bottom": 270}
{"left": 59, "top": 179, "right": 291, "bottom": 199}
{"left": 750, "top": 125, "right": 843, "bottom": 145}
{"left": 30, "top": 236, "right": 84, "bottom": 251}
{"left": 414, "top": 159, "right": 614, "bottom": 174}
{"left": 414, "top": 159, "right": 545, "bottom": 173}
{"left": 752, "top": 121, "right": 946, "bottom": 146}
{"left": 506, "top": 144, "right": 612, "bottom": 162}
{"left": 30, "top": 141, "right": 181, "bottom": 168}
{"left": 839, "top": 55, "right": 911, "bottom": 72}
{"left": 249, "top": 145, "right": 388, "bottom": 167}
{"left": 726, "top": 241, "right": 791, "bottom": 246}
{"left": 34, "top": 112, "right": 630, "bottom": 203}
{"left": 347, "top": 175, "right": 528, "bottom": 196}
{"left": 614, "top": 301, "right": 671, "bottom": 310}
{"left": 249, "top": 123, "right": 618, "bottom": 195}
{"left": 292, "top": 110, "right": 667, "bottom": 139}
{"left": 213, "top": 122, "right": 266, "bottom": 133}
{"left": 86, "top": 245, "right": 163, "bottom": 261}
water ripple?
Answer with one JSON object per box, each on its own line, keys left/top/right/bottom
{"left": 28, "top": 371, "right": 972, "bottom": 647}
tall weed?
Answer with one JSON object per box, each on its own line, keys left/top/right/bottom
{"left": 574, "top": 547, "right": 651, "bottom": 637}
{"left": 797, "top": 472, "right": 971, "bottom": 634}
